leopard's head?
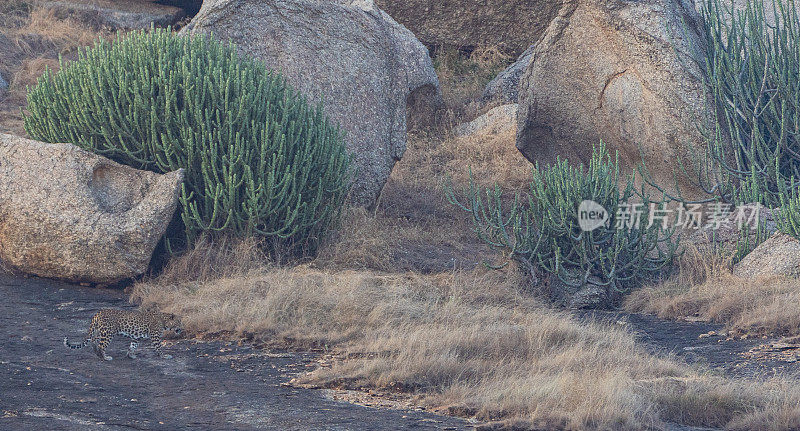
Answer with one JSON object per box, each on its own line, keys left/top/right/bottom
{"left": 160, "top": 312, "right": 182, "bottom": 335}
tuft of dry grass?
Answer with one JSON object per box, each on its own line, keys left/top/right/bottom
{"left": 312, "top": 206, "right": 483, "bottom": 273}
{"left": 433, "top": 45, "right": 513, "bottom": 124}
{"left": 321, "top": 106, "right": 529, "bottom": 274}
{"left": 626, "top": 272, "right": 800, "bottom": 338}
{"left": 132, "top": 246, "right": 800, "bottom": 430}
{"left": 147, "top": 235, "right": 270, "bottom": 286}
{"left": 6, "top": 57, "right": 58, "bottom": 100}
{"left": 21, "top": 7, "right": 101, "bottom": 47}
{"left": 374, "top": 109, "right": 529, "bottom": 237}
{"left": 392, "top": 126, "right": 530, "bottom": 192}
{"left": 0, "top": 4, "right": 108, "bottom": 134}
{"left": 625, "top": 241, "right": 800, "bottom": 337}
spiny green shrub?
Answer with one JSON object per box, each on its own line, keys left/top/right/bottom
{"left": 24, "top": 28, "right": 351, "bottom": 257}
{"left": 777, "top": 178, "right": 800, "bottom": 240}
{"left": 702, "top": 0, "right": 800, "bottom": 207}
{"left": 446, "top": 145, "right": 679, "bottom": 301}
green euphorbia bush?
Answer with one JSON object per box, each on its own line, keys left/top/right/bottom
{"left": 702, "top": 0, "right": 800, "bottom": 207}
{"left": 24, "top": 28, "right": 351, "bottom": 257}
{"left": 447, "top": 144, "right": 679, "bottom": 297}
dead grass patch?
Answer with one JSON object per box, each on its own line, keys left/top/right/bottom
{"left": 325, "top": 116, "right": 529, "bottom": 274}
{"left": 313, "top": 206, "right": 482, "bottom": 273}
{"left": 132, "top": 249, "right": 800, "bottom": 430}
{"left": 6, "top": 57, "right": 59, "bottom": 102}
{"left": 391, "top": 127, "right": 530, "bottom": 193}
{"left": 626, "top": 272, "right": 800, "bottom": 338}
{"left": 433, "top": 45, "right": 512, "bottom": 124}
{"left": 624, "top": 240, "right": 800, "bottom": 337}
{"left": 0, "top": 4, "right": 108, "bottom": 133}
{"left": 20, "top": 7, "right": 101, "bottom": 48}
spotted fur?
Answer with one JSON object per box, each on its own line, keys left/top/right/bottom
{"left": 64, "top": 309, "right": 182, "bottom": 361}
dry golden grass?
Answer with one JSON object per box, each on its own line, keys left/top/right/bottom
{"left": 323, "top": 104, "right": 529, "bottom": 273}
{"left": 626, "top": 271, "right": 800, "bottom": 338}
{"left": 392, "top": 127, "right": 530, "bottom": 192}
{"left": 623, "top": 240, "right": 800, "bottom": 337}
{"left": 313, "top": 206, "right": 485, "bottom": 273}
{"left": 433, "top": 45, "right": 513, "bottom": 124}
{"left": 21, "top": 7, "right": 101, "bottom": 47}
{"left": 388, "top": 44, "right": 528, "bottom": 202}
{"left": 0, "top": 4, "right": 108, "bottom": 134}
{"left": 132, "top": 242, "right": 800, "bottom": 430}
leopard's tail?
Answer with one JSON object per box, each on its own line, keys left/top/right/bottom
{"left": 63, "top": 334, "right": 90, "bottom": 349}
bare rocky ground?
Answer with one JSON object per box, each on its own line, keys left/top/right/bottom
{"left": 580, "top": 311, "right": 800, "bottom": 380}
{"left": 3, "top": 271, "right": 799, "bottom": 431}
{"left": 0, "top": 274, "right": 473, "bottom": 431}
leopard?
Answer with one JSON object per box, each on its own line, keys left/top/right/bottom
{"left": 63, "top": 309, "right": 182, "bottom": 361}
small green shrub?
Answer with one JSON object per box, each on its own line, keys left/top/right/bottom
{"left": 777, "top": 178, "right": 800, "bottom": 240}
{"left": 702, "top": 0, "right": 800, "bottom": 207}
{"left": 24, "top": 28, "right": 351, "bottom": 256}
{"left": 446, "top": 145, "right": 679, "bottom": 298}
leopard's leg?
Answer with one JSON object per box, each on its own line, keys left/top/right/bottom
{"left": 92, "top": 342, "right": 102, "bottom": 358}
{"left": 96, "top": 334, "right": 113, "bottom": 361}
{"left": 127, "top": 341, "right": 139, "bottom": 359}
{"left": 151, "top": 335, "right": 171, "bottom": 359}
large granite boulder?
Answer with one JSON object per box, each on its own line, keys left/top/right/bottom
{"left": 374, "top": 0, "right": 563, "bottom": 56}
{"left": 0, "top": 134, "right": 183, "bottom": 284}
{"left": 181, "top": 0, "right": 443, "bottom": 207}
{"left": 516, "top": 0, "right": 718, "bottom": 200}
{"left": 734, "top": 232, "right": 800, "bottom": 279}
{"left": 481, "top": 46, "right": 534, "bottom": 105}
{"left": 36, "top": 0, "right": 185, "bottom": 30}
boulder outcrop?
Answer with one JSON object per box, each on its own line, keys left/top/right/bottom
{"left": 374, "top": 0, "right": 562, "bottom": 56}
{"left": 0, "top": 134, "right": 183, "bottom": 283}
{"left": 516, "top": 0, "right": 717, "bottom": 200}
{"left": 733, "top": 232, "right": 800, "bottom": 279}
{"left": 182, "top": 0, "right": 443, "bottom": 207}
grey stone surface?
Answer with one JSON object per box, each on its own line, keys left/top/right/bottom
{"left": 374, "top": 0, "right": 562, "bottom": 56}
{"left": 0, "top": 133, "right": 183, "bottom": 283}
{"left": 516, "top": 0, "right": 720, "bottom": 201}
{"left": 0, "top": 274, "right": 473, "bottom": 430}
{"left": 734, "top": 232, "right": 800, "bottom": 279}
{"left": 181, "top": 0, "right": 443, "bottom": 207}
{"left": 481, "top": 46, "right": 534, "bottom": 105}
{"left": 36, "top": 0, "right": 185, "bottom": 30}
{"left": 453, "top": 103, "right": 517, "bottom": 138}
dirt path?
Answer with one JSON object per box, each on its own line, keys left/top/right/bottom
{"left": 0, "top": 274, "right": 473, "bottom": 430}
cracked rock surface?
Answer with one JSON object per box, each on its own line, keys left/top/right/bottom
{"left": 516, "top": 0, "right": 718, "bottom": 200}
